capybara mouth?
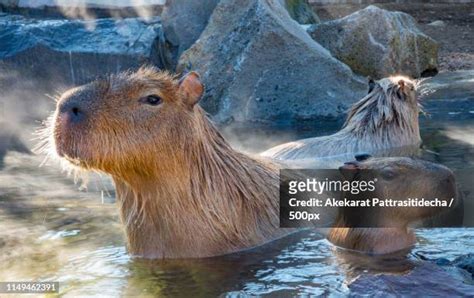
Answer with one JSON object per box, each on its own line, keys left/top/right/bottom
{"left": 53, "top": 112, "right": 92, "bottom": 166}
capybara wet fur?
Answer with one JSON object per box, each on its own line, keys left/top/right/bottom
{"left": 37, "top": 68, "right": 451, "bottom": 258}
{"left": 37, "top": 67, "right": 291, "bottom": 258}
{"left": 330, "top": 156, "right": 457, "bottom": 254}
{"left": 261, "top": 77, "right": 421, "bottom": 160}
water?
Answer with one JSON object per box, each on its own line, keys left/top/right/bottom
{"left": 0, "top": 71, "right": 473, "bottom": 296}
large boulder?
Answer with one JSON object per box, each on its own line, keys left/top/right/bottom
{"left": 159, "top": 0, "right": 220, "bottom": 70}
{"left": 157, "top": 0, "right": 319, "bottom": 70}
{"left": 0, "top": 14, "right": 162, "bottom": 90}
{"left": 308, "top": 5, "right": 438, "bottom": 79}
{"left": 177, "top": 0, "right": 365, "bottom": 125}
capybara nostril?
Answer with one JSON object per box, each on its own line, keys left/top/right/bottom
{"left": 58, "top": 99, "right": 86, "bottom": 123}
{"left": 72, "top": 106, "right": 80, "bottom": 117}
{"left": 66, "top": 105, "right": 85, "bottom": 123}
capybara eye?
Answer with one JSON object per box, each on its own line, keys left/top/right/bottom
{"left": 141, "top": 95, "right": 162, "bottom": 106}
{"left": 381, "top": 168, "right": 397, "bottom": 180}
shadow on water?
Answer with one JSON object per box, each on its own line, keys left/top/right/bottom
{"left": 0, "top": 71, "right": 473, "bottom": 296}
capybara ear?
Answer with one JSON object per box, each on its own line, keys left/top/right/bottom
{"left": 179, "top": 71, "right": 204, "bottom": 107}
{"left": 368, "top": 77, "right": 376, "bottom": 93}
{"left": 339, "top": 162, "right": 360, "bottom": 181}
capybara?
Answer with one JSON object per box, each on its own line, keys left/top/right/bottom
{"left": 261, "top": 77, "right": 421, "bottom": 160}
{"left": 330, "top": 156, "right": 458, "bottom": 254}
{"left": 37, "top": 67, "right": 292, "bottom": 258}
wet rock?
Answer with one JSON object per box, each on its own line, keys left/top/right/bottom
{"left": 308, "top": 5, "right": 439, "bottom": 79}
{"left": 282, "top": 0, "right": 320, "bottom": 24}
{"left": 158, "top": 0, "right": 220, "bottom": 70}
{"left": 0, "top": 14, "right": 162, "bottom": 90}
{"left": 0, "top": 0, "right": 18, "bottom": 8}
{"left": 178, "top": 0, "right": 365, "bottom": 125}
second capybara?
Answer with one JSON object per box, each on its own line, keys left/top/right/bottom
{"left": 261, "top": 77, "right": 421, "bottom": 161}
{"left": 330, "top": 156, "right": 458, "bottom": 254}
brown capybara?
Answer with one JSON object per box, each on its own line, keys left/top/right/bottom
{"left": 37, "top": 67, "right": 292, "bottom": 258}
{"left": 329, "top": 156, "right": 458, "bottom": 254}
{"left": 261, "top": 76, "right": 421, "bottom": 161}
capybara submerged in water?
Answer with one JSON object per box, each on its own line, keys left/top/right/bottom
{"left": 330, "top": 156, "right": 458, "bottom": 254}
{"left": 39, "top": 67, "right": 291, "bottom": 258}
{"left": 261, "top": 77, "right": 421, "bottom": 161}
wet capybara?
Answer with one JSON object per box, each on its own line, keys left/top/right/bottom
{"left": 38, "top": 67, "right": 292, "bottom": 258}
{"left": 261, "top": 77, "right": 421, "bottom": 160}
{"left": 330, "top": 156, "right": 458, "bottom": 254}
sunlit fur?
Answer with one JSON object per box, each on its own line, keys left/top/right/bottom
{"left": 261, "top": 76, "right": 422, "bottom": 161}
{"left": 37, "top": 67, "right": 290, "bottom": 258}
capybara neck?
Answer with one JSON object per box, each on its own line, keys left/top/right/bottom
{"left": 328, "top": 224, "right": 416, "bottom": 255}
{"left": 328, "top": 202, "right": 416, "bottom": 254}
{"left": 114, "top": 107, "right": 285, "bottom": 258}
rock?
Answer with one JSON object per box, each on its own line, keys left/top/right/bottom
{"left": 308, "top": 5, "right": 439, "bottom": 79}
{"left": 159, "top": 0, "right": 220, "bottom": 70}
{"left": 0, "top": 0, "right": 18, "bottom": 8}
{"left": 178, "top": 0, "right": 365, "bottom": 125}
{"left": 428, "top": 20, "right": 446, "bottom": 27}
{"left": 282, "top": 0, "right": 320, "bottom": 24}
{"left": 0, "top": 14, "right": 162, "bottom": 90}
{"left": 1, "top": 1, "right": 164, "bottom": 19}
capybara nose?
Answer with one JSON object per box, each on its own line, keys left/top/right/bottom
{"left": 59, "top": 99, "right": 86, "bottom": 123}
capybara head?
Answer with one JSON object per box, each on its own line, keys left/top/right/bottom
{"left": 345, "top": 76, "right": 420, "bottom": 135}
{"left": 48, "top": 67, "right": 205, "bottom": 176}
{"left": 339, "top": 156, "right": 457, "bottom": 227}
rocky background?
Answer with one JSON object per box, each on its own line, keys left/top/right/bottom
{"left": 0, "top": 0, "right": 472, "bottom": 160}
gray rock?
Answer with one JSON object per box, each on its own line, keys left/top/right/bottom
{"left": 0, "top": 0, "right": 17, "bottom": 7}
{"left": 282, "top": 0, "right": 320, "bottom": 24}
{"left": 308, "top": 5, "right": 439, "bottom": 79}
{"left": 0, "top": 14, "right": 162, "bottom": 89}
{"left": 159, "top": 0, "right": 220, "bottom": 70}
{"left": 178, "top": 0, "right": 365, "bottom": 125}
